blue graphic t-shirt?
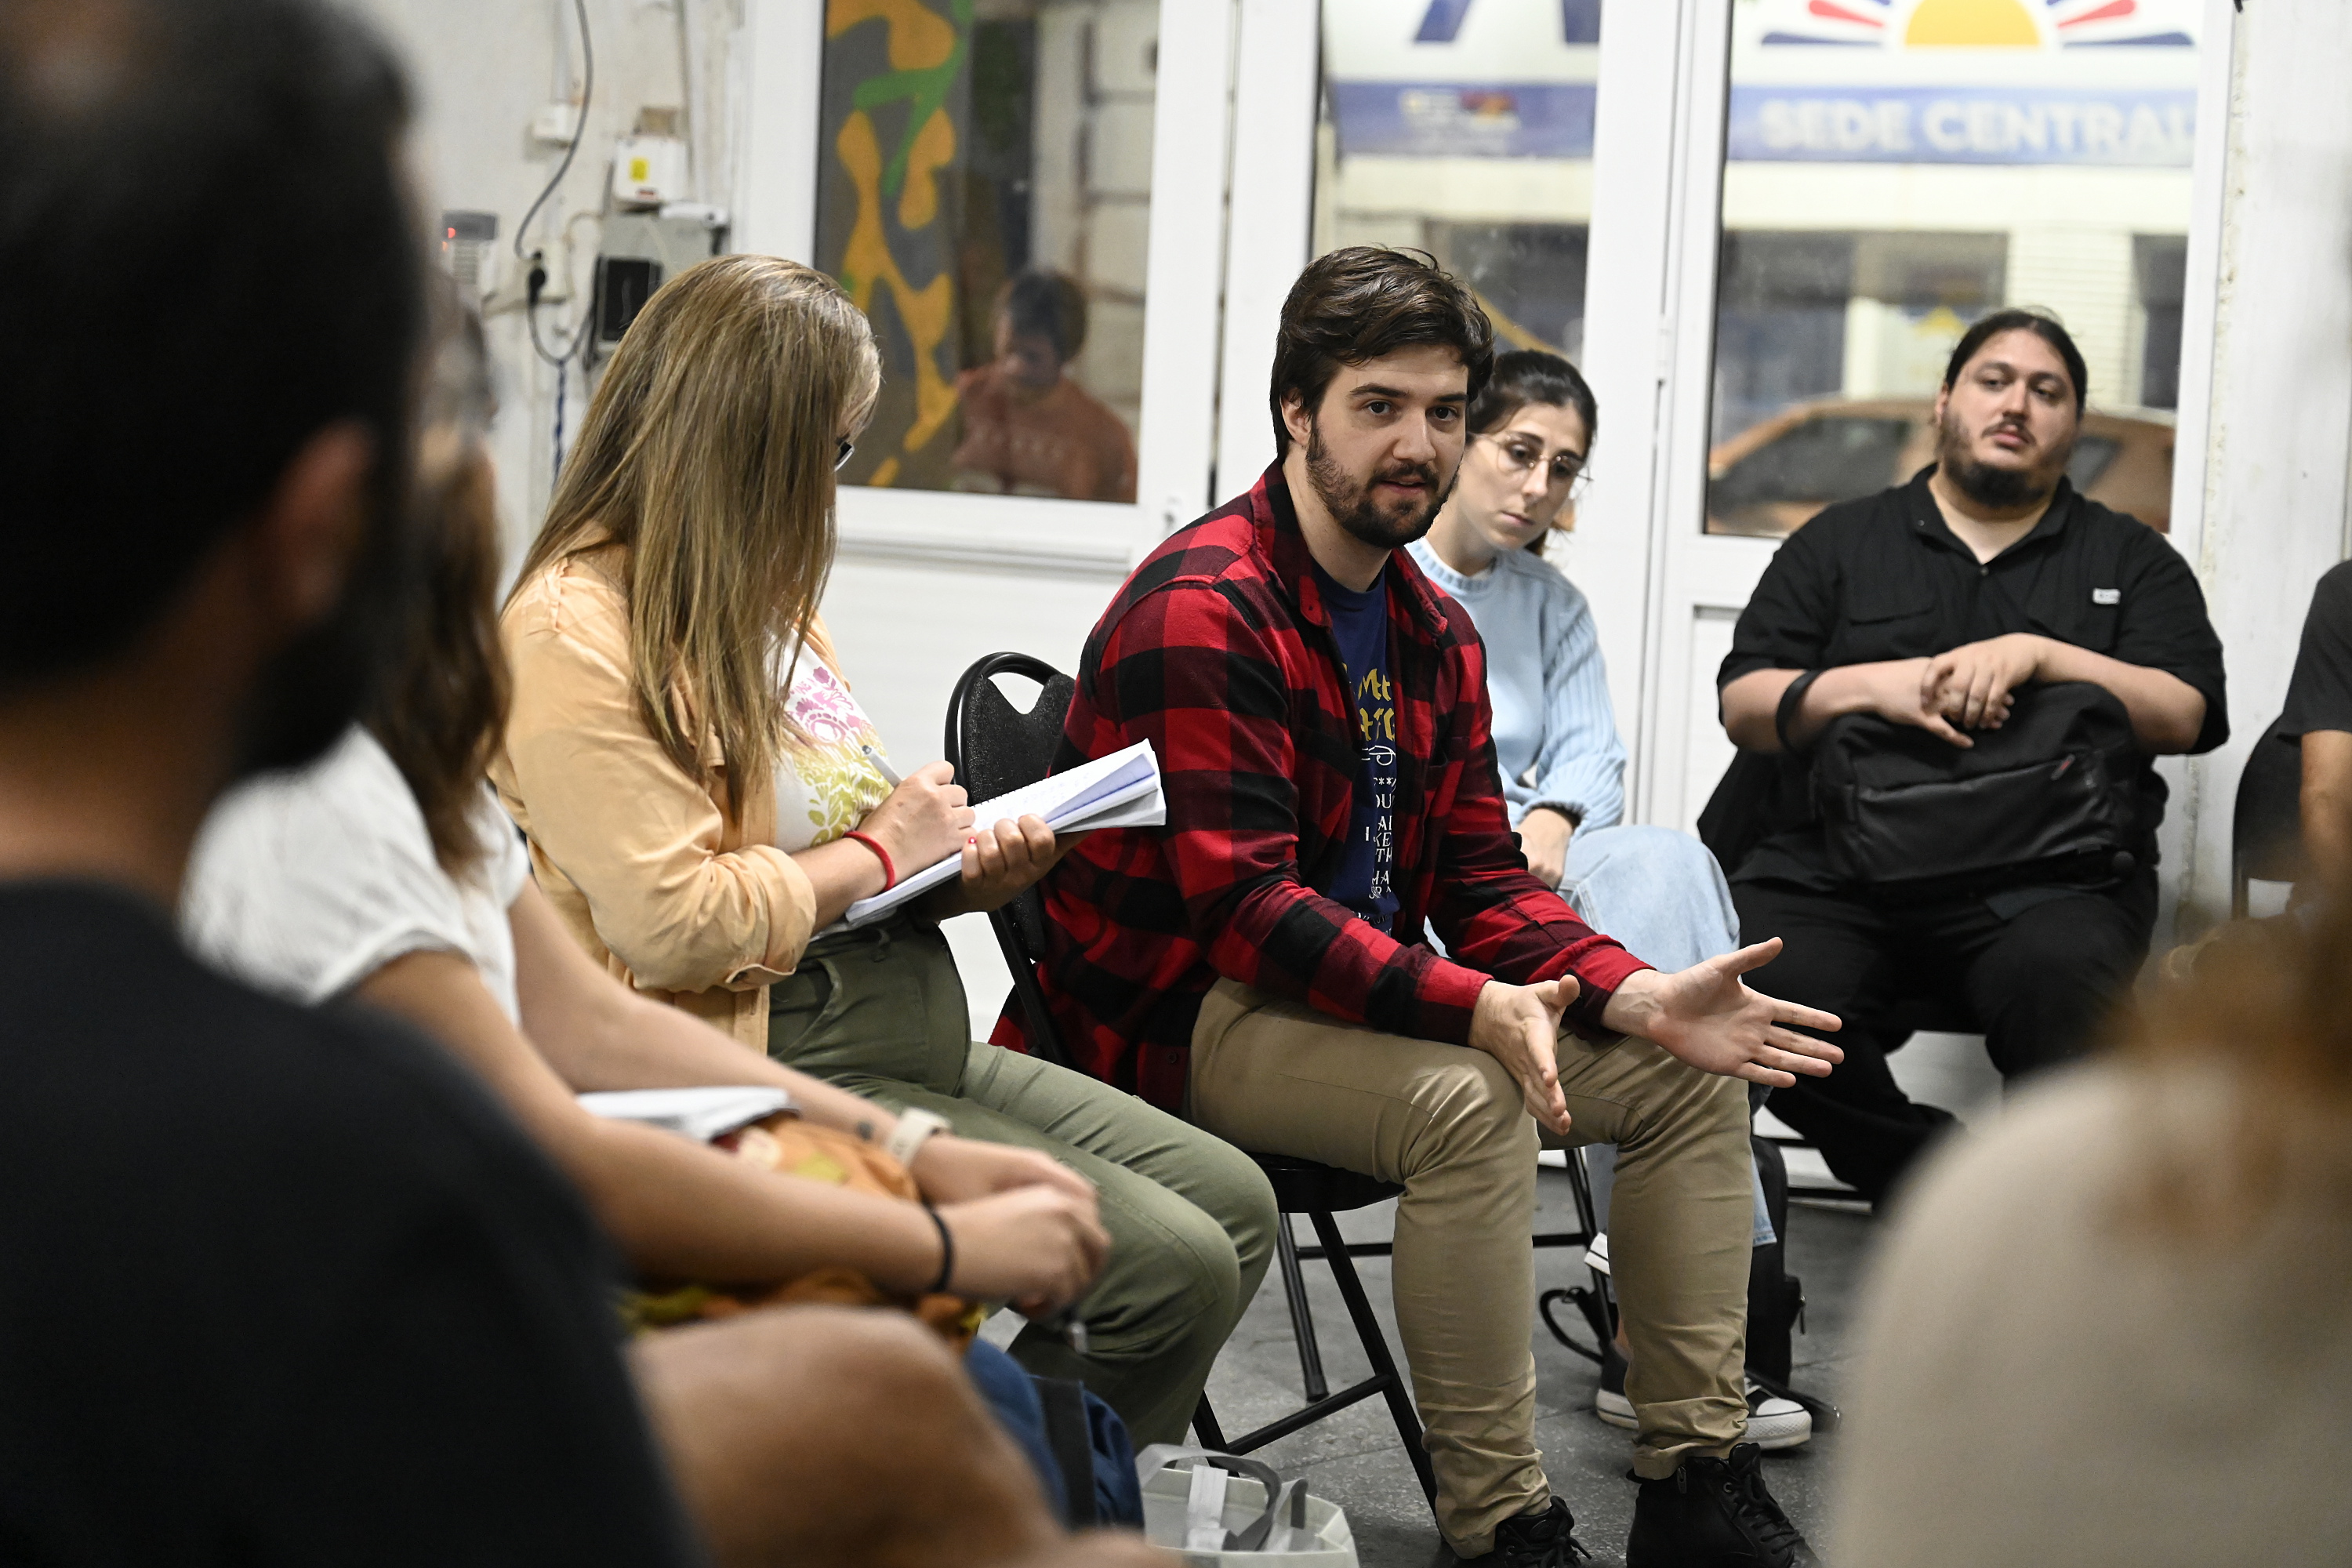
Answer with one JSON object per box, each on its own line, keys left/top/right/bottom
{"left": 1313, "top": 562, "right": 1399, "bottom": 933}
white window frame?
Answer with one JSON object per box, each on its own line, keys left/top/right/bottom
{"left": 732, "top": 0, "right": 1238, "bottom": 576}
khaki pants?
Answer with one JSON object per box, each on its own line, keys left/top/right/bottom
{"left": 1189, "top": 980, "right": 1752, "bottom": 1555}
{"left": 769, "top": 921, "right": 1277, "bottom": 1448}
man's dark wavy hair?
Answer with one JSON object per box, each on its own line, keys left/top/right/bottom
{"left": 1942, "top": 307, "right": 2089, "bottom": 412}
{"left": 1268, "top": 248, "right": 1497, "bottom": 455}
{"left": 0, "top": 0, "right": 421, "bottom": 687}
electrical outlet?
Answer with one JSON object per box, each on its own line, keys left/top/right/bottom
{"left": 531, "top": 102, "right": 580, "bottom": 147}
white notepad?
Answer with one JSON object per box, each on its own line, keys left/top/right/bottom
{"left": 577, "top": 1086, "right": 794, "bottom": 1142}
{"left": 840, "top": 739, "right": 1165, "bottom": 927}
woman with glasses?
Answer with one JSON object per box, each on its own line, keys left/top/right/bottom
{"left": 490, "top": 256, "right": 1275, "bottom": 1448}
{"left": 1407, "top": 350, "right": 1809, "bottom": 1450}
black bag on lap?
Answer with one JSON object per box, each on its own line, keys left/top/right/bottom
{"left": 1809, "top": 681, "right": 2143, "bottom": 889}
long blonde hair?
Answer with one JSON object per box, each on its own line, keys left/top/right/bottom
{"left": 511, "top": 256, "right": 880, "bottom": 808}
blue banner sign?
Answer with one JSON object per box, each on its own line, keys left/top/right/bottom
{"left": 1329, "top": 80, "right": 1597, "bottom": 159}
{"left": 1726, "top": 86, "right": 2195, "bottom": 167}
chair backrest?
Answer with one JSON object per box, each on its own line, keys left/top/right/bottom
{"left": 943, "top": 652, "right": 1080, "bottom": 1065}
{"left": 2232, "top": 715, "right": 2303, "bottom": 916}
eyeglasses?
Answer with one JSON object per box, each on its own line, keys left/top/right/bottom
{"left": 1479, "top": 433, "right": 1589, "bottom": 495}
{"left": 835, "top": 438, "right": 855, "bottom": 472}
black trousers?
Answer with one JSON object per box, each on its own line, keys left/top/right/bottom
{"left": 1732, "top": 868, "right": 2158, "bottom": 1204}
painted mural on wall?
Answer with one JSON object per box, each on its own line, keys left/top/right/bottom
{"left": 818, "top": 0, "right": 975, "bottom": 491}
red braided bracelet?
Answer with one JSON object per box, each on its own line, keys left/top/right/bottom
{"left": 841, "top": 830, "right": 896, "bottom": 891}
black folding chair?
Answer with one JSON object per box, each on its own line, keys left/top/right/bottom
{"left": 942, "top": 651, "right": 1442, "bottom": 1508}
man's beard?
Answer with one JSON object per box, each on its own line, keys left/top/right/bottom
{"left": 1938, "top": 405, "right": 2069, "bottom": 511}
{"left": 228, "top": 468, "right": 419, "bottom": 782}
{"left": 1304, "top": 421, "right": 1454, "bottom": 551}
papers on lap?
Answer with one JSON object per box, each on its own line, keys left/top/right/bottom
{"left": 579, "top": 1086, "right": 794, "bottom": 1142}
{"left": 840, "top": 739, "right": 1165, "bottom": 927}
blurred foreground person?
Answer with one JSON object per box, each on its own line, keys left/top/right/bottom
{"left": 0, "top": 5, "right": 1157, "bottom": 1566}
{"left": 1835, "top": 902, "right": 2352, "bottom": 1566}
{"left": 0, "top": 2, "right": 695, "bottom": 1561}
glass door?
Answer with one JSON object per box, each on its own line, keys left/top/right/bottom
{"left": 737, "top": 0, "right": 1236, "bottom": 572}
{"left": 1641, "top": 0, "right": 2227, "bottom": 831}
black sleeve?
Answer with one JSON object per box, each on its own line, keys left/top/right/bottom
{"left": 2110, "top": 526, "right": 2228, "bottom": 753}
{"left": 243, "top": 1014, "right": 710, "bottom": 1568}
{"left": 1721, "top": 523, "right": 1838, "bottom": 688}
{"left": 256, "top": 1173, "right": 706, "bottom": 1568}
{"left": 2281, "top": 561, "right": 2352, "bottom": 738}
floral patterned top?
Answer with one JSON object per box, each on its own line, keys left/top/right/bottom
{"left": 771, "top": 647, "right": 894, "bottom": 853}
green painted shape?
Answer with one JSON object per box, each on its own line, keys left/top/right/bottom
{"left": 846, "top": 0, "right": 974, "bottom": 201}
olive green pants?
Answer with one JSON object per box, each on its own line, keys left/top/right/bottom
{"left": 768, "top": 920, "right": 1276, "bottom": 1446}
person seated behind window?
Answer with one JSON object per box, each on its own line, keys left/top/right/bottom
{"left": 181, "top": 299, "right": 1131, "bottom": 1557}
{"left": 951, "top": 268, "right": 1138, "bottom": 503}
{"left": 1406, "top": 347, "right": 1806, "bottom": 1451}
{"left": 1715, "top": 309, "right": 2227, "bottom": 1207}
{"left": 1007, "top": 247, "right": 1842, "bottom": 1568}
{"left": 492, "top": 255, "right": 1275, "bottom": 1450}
{"left": 2281, "top": 560, "right": 2352, "bottom": 894}
{"left": 1833, "top": 897, "right": 2352, "bottom": 1566}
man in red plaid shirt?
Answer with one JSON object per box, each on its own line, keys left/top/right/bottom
{"left": 1008, "top": 250, "right": 1843, "bottom": 1568}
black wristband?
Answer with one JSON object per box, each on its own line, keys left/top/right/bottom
{"left": 924, "top": 1204, "right": 955, "bottom": 1295}
{"left": 1774, "top": 669, "right": 1827, "bottom": 754}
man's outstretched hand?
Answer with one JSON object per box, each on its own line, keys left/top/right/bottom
{"left": 1600, "top": 938, "right": 1842, "bottom": 1087}
{"left": 1469, "top": 977, "right": 1581, "bottom": 1137}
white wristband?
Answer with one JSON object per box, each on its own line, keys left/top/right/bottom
{"left": 884, "top": 1109, "right": 952, "bottom": 1171}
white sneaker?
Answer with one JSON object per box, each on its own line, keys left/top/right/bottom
{"left": 1595, "top": 1356, "right": 1813, "bottom": 1451}
{"left": 1744, "top": 1381, "right": 1813, "bottom": 1450}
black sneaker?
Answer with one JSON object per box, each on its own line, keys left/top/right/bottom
{"left": 1625, "top": 1443, "right": 1817, "bottom": 1567}
{"left": 1456, "top": 1497, "right": 1594, "bottom": 1566}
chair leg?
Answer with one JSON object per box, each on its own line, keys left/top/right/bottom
{"left": 1272, "top": 1213, "right": 1330, "bottom": 1403}
{"left": 1561, "top": 1153, "right": 1617, "bottom": 1340}
{"left": 1192, "top": 1393, "right": 1229, "bottom": 1450}
{"left": 1307, "top": 1207, "right": 1438, "bottom": 1508}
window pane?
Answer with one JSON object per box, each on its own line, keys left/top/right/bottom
{"left": 815, "top": 1, "right": 1151, "bottom": 503}
{"left": 1707, "top": 0, "right": 2202, "bottom": 536}
{"left": 1316, "top": 2, "right": 1604, "bottom": 506}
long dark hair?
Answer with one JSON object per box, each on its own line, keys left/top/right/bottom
{"left": 1942, "top": 307, "right": 2088, "bottom": 411}
{"left": 1468, "top": 349, "right": 1599, "bottom": 553}
{"left": 370, "top": 283, "right": 507, "bottom": 877}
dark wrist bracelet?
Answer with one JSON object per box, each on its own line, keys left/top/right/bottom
{"left": 1774, "top": 669, "right": 1827, "bottom": 754}
{"left": 923, "top": 1203, "right": 955, "bottom": 1295}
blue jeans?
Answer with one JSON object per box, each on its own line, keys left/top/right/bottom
{"left": 1552, "top": 825, "right": 1775, "bottom": 1249}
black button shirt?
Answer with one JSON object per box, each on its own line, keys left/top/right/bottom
{"left": 1719, "top": 465, "right": 2228, "bottom": 890}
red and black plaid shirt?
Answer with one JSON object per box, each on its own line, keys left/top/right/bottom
{"left": 993, "top": 464, "right": 1650, "bottom": 1112}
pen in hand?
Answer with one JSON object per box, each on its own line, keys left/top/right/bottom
{"left": 862, "top": 743, "right": 905, "bottom": 789}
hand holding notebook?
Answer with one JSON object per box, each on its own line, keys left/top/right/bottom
{"left": 840, "top": 739, "right": 1164, "bottom": 927}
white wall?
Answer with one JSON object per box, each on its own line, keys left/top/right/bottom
{"left": 2171, "top": 0, "right": 2352, "bottom": 929}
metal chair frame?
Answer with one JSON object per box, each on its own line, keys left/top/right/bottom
{"left": 946, "top": 652, "right": 1620, "bottom": 1515}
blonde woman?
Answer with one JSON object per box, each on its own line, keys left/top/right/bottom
{"left": 493, "top": 256, "right": 1275, "bottom": 1446}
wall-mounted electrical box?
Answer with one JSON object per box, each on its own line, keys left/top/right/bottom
{"left": 437, "top": 209, "right": 499, "bottom": 298}
{"left": 591, "top": 206, "right": 728, "bottom": 358}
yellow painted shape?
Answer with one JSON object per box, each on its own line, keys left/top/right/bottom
{"left": 787, "top": 1150, "right": 850, "bottom": 1185}
{"left": 868, "top": 456, "right": 902, "bottom": 487}
{"left": 1904, "top": 0, "right": 2042, "bottom": 47}
{"left": 834, "top": 110, "right": 963, "bottom": 458}
{"left": 826, "top": 0, "right": 954, "bottom": 71}
{"left": 898, "top": 106, "right": 956, "bottom": 230}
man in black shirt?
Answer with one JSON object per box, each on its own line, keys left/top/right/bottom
{"left": 0, "top": 7, "right": 1128, "bottom": 1566}
{"left": 1714, "top": 310, "right": 2227, "bottom": 1202}
{"left": 2280, "top": 561, "right": 2352, "bottom": 891}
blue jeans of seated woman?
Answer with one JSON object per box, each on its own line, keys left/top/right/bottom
{"left": 1553, "top": 824, "right": 1775, "bottom": 1249}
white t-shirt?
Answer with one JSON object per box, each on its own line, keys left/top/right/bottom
{"left": 183, "top": 726, "right": 535, "bottom": 1021}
